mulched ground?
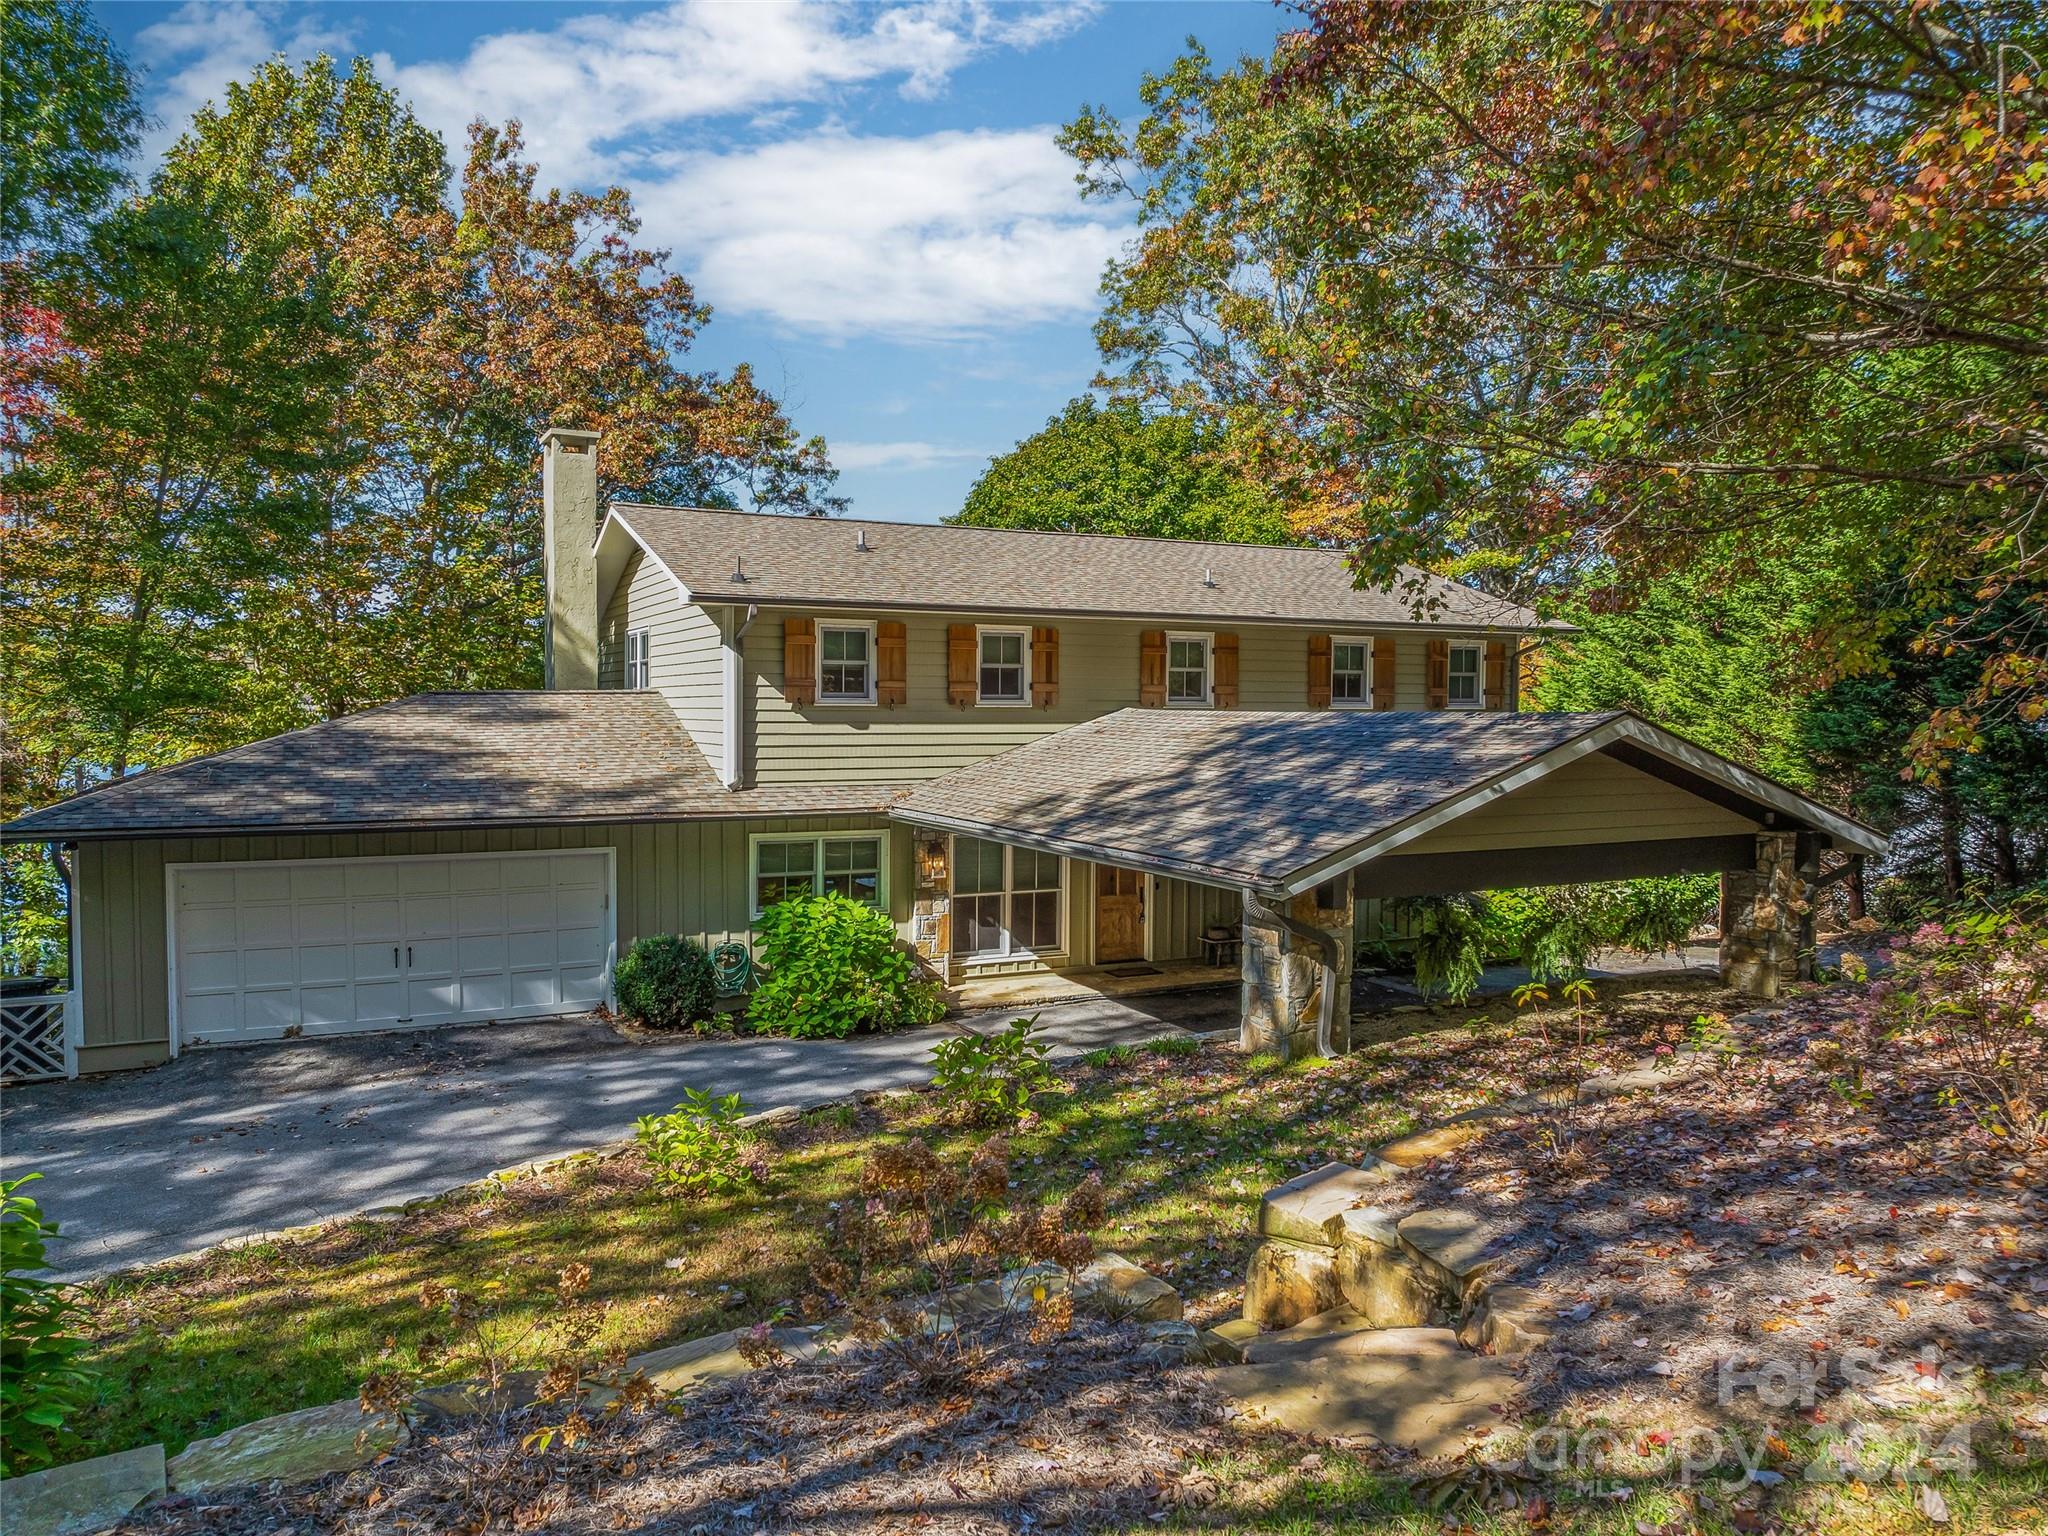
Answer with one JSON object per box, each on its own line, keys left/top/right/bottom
{"left": 1388, "top": 983, "right": 2048, "bottom": 1434}
{"left": 120, "top": 1318, "right": 1234, "bottom": 1535}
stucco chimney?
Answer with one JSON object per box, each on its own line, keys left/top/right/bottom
{"left": 540, "top": 426, "right": 600, "bottom": 690}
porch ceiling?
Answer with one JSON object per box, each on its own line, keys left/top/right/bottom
{"left": 889, "top": 709, "right": 1885, "bottom": 896}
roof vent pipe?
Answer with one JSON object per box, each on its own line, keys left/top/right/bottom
{"left": 731, "top": 554, "right": 746, "bottom": 583}
{"left": 856, "top": 527, "right": 869, "bottom": 552}
{"left": 1202, "top": 566, "right": 1216, "bottom": 588}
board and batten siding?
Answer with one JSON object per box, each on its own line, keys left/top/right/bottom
{"left": 72, "top": 816, "right": 906, "bottom": 1072}
{"left": 1397, "top": 751, "right": 1757, "bottom": 857}
{"left": 742, "top": 610, "right": 1436, "bottom": 786}
{"left": 598, "top": 549, "right": 726, "bottom": 767}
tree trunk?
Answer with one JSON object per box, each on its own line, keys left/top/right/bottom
{"left": 1992, "top": 818, "right": 2020, "bottom": 890}
{"left": 1845, "top": 856, "right": 1867, "bottom": 922}
{"left": 1938, "top": 788, "right": 1966, "bottom": 898}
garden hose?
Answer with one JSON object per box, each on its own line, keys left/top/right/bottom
{"left": 711, "top": 940, "right": 753, "bottom": 996}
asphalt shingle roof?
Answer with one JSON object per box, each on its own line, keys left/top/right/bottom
{"left": 610, "top": 503, "right": 1558, "bottom": 631}
{"left": 892, "top": 708, "right": 1635, "bottom": 888}
{"left": 2, "top": 692, "right": 902, "bottom": 839}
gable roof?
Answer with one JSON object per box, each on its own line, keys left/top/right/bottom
{"left": 891, "top": 709, "right": 1884, "bottom": 893}
{"left": 600, "top": 503, "right": 1558, "bottom": 632}
{"left": 2, "top": 692, "right": 899, "bottom": 841}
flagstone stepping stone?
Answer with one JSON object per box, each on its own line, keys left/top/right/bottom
{"left": 1243, "top": 1238, "right": 1342, "bottom": 1330}
{"left": 1396, "top": 1208, "right": 1499, "bottom": 1301}
{"left": 1374, "top": 1120, "right": 1486, "bottom": 1167}
{"left": 1334, "top": 1217, "right": 1447, "bottom": 1328}
{"left": 1257, "top": 1160, "right": 1398, "bottom": 1246}
{"left": 1241, "top": 1303, "right": 1379, "bottom": 1364}
{"left": 167, "top": 1398, "right": 405, "bottom": 1493}
{"left": 0, "top": 1444, "right": 166, "bottom": 1536}
{"left": 621, "top": 1325, "right": 824, "bottom": 1399}
{"left": 1457, "top": 1283, "right": 1551, "bottom": 1358}
{"left": 1214, "top": 1325, "right": 1519, "bottom": 1460}
{"left": 1198, "top": 1316, "right": 1261, "bottom": 1363}
{"left": 1001, "top": 1253, "right": 1182, "bottom": 1322}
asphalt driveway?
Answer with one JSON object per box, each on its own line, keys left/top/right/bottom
{"left": 0, "top": 988, "right": 1236, "bottom": 1279}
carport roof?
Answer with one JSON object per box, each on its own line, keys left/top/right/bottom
{"left": 890, "top": 709, "right": 1885, "bottom": 894}
{"left": 1, "top": 692, "right": 901, "bottom": 840}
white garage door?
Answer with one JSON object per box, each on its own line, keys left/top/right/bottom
{"left": 171, "top": 851, "right": 613, "bottom": 1046}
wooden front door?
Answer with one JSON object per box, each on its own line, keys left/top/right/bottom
{"left": 1095, "top": 865, "right": 1146, "bottom": 963}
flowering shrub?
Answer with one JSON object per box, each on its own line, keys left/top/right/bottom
{"left": 929, "top": 1017, "right": 1056, "bottom": 1125}
{"left": 636, "top": 1087, "right": 770, "bottom": 1196}
{"left": 1875, "top": 908, "right": 2047, "bottom": 1147}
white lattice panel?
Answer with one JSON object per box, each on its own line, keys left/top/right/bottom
{"left": 1, "top": 995, "right": 70, "bottom": 1082}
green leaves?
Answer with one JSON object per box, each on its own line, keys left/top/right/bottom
{"left": 1, "top": 1173, "right": 96, "bottom": 1475}
{"left": 746, "top": 893, "right": 939, "bottom": 1040}
{"left": 930, "top": 1017, "right": 1057, "bottom": 1127}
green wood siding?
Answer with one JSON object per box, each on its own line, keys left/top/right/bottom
{"left": 74, "top": 816, "right": 904, "bottom": 1066}
{"left": 741, "top": 609, "right": 1442, "bottom": 786}
{"left": 599, "top": 549, "right": 726, "bottom": 766}
{"left": 1398, "top": 751, "right": 1756, "bottom": 855}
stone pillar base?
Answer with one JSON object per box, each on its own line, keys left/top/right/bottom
{"left": 1241, "top": 883, "right": 1354, "bottom": 1058}
{"left": 911, "top": 830, "right": 952, "bottom": 985}
{"left": 1719, "top": 832, "right": 1807, "bottom": 998}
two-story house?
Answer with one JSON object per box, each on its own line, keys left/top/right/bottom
{"left": 2, "top": 428, "right": 1881, "bottom": 1078}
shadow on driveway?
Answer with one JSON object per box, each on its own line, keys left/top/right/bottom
{"left": 0, "top": 990, "right": 1232, "bottom": 1280}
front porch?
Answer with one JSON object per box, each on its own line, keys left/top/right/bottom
{"left": 950, "top": 958, "right": 1237, "bottom": 1013}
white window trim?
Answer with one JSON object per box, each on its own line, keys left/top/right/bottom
{"left": 815, "top": 619, "right": 878, "bottom": 706}
{"left": 624, "top": 627, "right": 651, "bottom": 690}
{"left": 1445, "top": 639, "right": 1485, "bottom": 710}
{"left": 747, "top": 829, "right": 891, "bottom": 920}
{"left": 949, "top": 836, "right": 1066, "bottom": 963}
{"left": 1164, "top": 630, "right": 1213, "bottom": 710}
{"left": 975, "top": 624, "right": 1032, "bottom": 707}
{"left": 1330, "top": 633, "right": 1373, "bottom": 710}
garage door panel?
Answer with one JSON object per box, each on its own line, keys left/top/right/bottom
{"left": 176, "top": 852, "right": 613, "bottom": 1045}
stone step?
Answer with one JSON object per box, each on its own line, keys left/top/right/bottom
{"left": 1256, "top": 1159, "right": 1399, "bottom": 1247}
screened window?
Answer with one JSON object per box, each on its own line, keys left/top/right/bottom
{"left": 1331, "top": 637, "right": 1369, "bottom": 705}
{"left": 950, "top": 836, "right": 1064, "bottom": 959}
{"left": 978, "top": 629, "right": 1028, "bottom": 704}
{"left": 1166, "top": 635, "right": 1210, "bottom": 706}
{"left": 752, "top": 833, "right": 888, "bottom": 915}
{"left": 819, "top": 624, "right": 873, "bottom": 702}
{"left": 624, "top": 628, "right": 651, "bottom": 690}
{"left": 1447, "top": 643, "right": 1482, "bottom": 708}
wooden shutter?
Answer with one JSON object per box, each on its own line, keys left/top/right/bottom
{"left": 1031, "top": 625, "right": 1059, "bottom": 707}
{"left": 877, "top": 620, "right": 907, "bottom": 708}
{"left": 1483, "top": 639, "right": 1508, "bottom": 710}
{"left": 1138, "top": 629, "right": 1167, "bottom": 707}
{"left": 1307, "top": 633, "right": 1332, "bottom": 710}
{"left": 1425, "top": 638, "right": 1450, "bottom": 709}
{"left": 1213, "top": 632, "right": 1240, "bottom": 708}
{"left": 782, "top": 617, "right": 816, "bottom": 705}
{"left": 947, "top": 623, "right": 976, "bottom": 708}
{"left": 1372, "top": 636, "right": 1397, "bottom": 710}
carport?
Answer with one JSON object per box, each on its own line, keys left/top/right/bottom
{"left": 891, "top": 709, "right": 1886, "bottom": 1060}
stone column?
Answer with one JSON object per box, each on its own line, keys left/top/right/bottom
{"left": 1719, "top": 832, "right": 1807, "bottom": 998}
{"left": 910, "top": 830, "right": 952, "bottom": 985}
{"left": 1241, "top": 881, "right": 1354, "bottom": 1059}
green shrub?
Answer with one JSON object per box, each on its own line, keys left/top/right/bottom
{"left": 1144, "top": 1034, "right": 1203, "bottom": 1057}
{"left": 1, "top": 1175, "right": 94, "bottom": 1476}
{"left": 635, "top": 1087, "right": 768, "bottom": 1196}
{"left": 613, "top": 934, "right": 719, "bottom": 1031}
{"left": 747, "top": 892, "right": 938, "bottom": 1038}
{"left": 930, "top": 1017, "right": 1056, "bottom": 1125}
{"left": 1407, "top": 894, "right": 1489, "bottom": 1001}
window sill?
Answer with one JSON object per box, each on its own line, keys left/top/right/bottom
{"left": 974, "top": 697, "right": 1032, "bottom": 708}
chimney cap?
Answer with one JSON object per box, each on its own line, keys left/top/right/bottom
{"left": 541, "top": 425, "right": 601, "bottom": 451}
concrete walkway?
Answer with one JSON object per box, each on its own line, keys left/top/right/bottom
{"left": 0, "top": 991, "right": 1230, "bottom": 1280}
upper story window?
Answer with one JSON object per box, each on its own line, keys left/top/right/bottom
{"left": 1166, "top": 633, "right": 1211, "bottom": 707}
{"left": 977, "top": 627, "right": 1029, "bottom": 705}
{"left": 1331, "top": 637, "right": 1370, "bottom": 707}
{"left": 1447, "top": 642, "right": 1483, "bottom": 708}
{"left": 818, "top": 622, "right": 875, "bottom": 704}
{"left": 624, "top": 628, "right": 651, "bottom": 690}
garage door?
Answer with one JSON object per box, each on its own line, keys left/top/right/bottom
{"left": 171, "top": 851, "right": 613, "bottom": 1046}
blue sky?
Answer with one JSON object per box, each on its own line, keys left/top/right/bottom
{"left": 93, "top": 1, "right": 1291, "bottom": 522}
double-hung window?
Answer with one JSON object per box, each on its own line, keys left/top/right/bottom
{"left": 1331, "top": 636, "right": 1370, "bottom": 706}
{"left": 977, "top": 627, "right": 1029, "bottom": 705}
{"left": 818, "top": 622, "right": 874, "bottom": 704}
{"left": 1166, "top": 633, "right": 1211, "bottom": 707}
{"left": 623, "top": 628, "right": 651, "bottom": 690}
{"left": 1446, "top": 642, "right": 1483, "bottom": 708}
{"left": 752, "top": 832, "right": 887, "bottom": 916}
{"left": 950, "top": 836, "right": 1063, "bottom": 960}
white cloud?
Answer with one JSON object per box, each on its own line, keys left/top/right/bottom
{"left": 133, "top": 2, "right": 352, "bottom": 164}
{"left": 831, "top": 440, "right": 992, "bottom": 471}
{"left": 375, "top": 0, "right": 1099, "bottom": 178}
{"left": 644, "top": 128, "right": 1128, "bottom": 339}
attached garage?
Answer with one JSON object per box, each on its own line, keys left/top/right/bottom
{"left": 169, "top": 851, "right": 614, "bottom": 1047}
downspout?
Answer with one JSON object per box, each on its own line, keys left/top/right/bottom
{"left": 1244, "top": 889, "right": 1338, "bottom": 1062}
{"left": 721, "top": 604, "right": 759, "bottom": 790}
